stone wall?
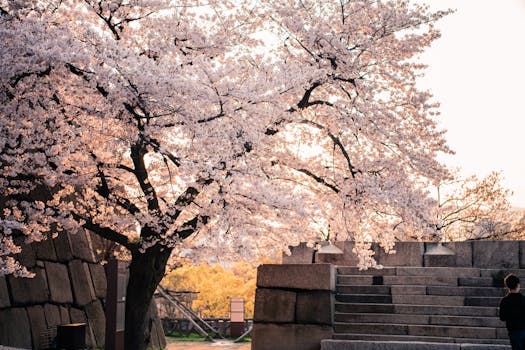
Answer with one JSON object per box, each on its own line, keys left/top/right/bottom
{"left": 0, "top": 230, "right": 166, "bottom": 349}
{"left": 252, "top": 264, "right": 335, "bottom": 350}
{"left": 283, "top": 240, "right": 525, "bottom": 268}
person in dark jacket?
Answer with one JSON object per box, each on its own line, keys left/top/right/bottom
{"left": 499, "top": 274, "right": 525, "bottom": 350}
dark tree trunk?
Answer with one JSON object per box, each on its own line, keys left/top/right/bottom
{"left": 124, "top": 245, "right": 172, "bottom": 350}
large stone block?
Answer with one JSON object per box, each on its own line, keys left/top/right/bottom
{"left": 252, "top": 323, "right": 333, "bottom": 350}
{"left": 59, "top": 306, "right": 71, "bottom": 324}
{"left": 257, "top": 264, "right": 335, "bottom": 291}
{"left": 69, "top": 259, "right": 96, "bottom": 306}
{"left": 45, "top": 261, "right": 74, "bottom": 304}
{"left": 8, "top": 267, "right": 49, "bottom": 305}
{"left": 472, "top": 241, "right": 519, "bottom": 268}
{"left": 0, "top": 276, "right": 10, "bottom": 308}
{"left": 296, "top": 291, "right": 333, "bottom": 325}
{"left": 374, "top": 242, "right": 424, "bottom": 267}
{"left": 15, "top": 236, "right": 37, "bottom": 268}
{"left": 283, "top": 242, "right": 315, "bottom": 264}
{"left": 447, "top": 241, "right": 473, "bottom": 267}
{"left": 0, "top": 307, "right": 32, "bottom": 349}
{"left": 33, "top": 236, "right": 58, "bottom": 261}
{"left": 88, "top": 263, "right": 107, "bottom": 299}
{"left": 70, "top": 229, "right": 96, "bottom": 263}
{"left": 85, "top": 299, "right": 105, "bottom": 347}
{"left": 27, "top": 305, "right": 47, "bottom": 350}
{"left": 53, "top": 231, "right": 73, "bottom": 262}
{"left": 44, "top": 303, "right": 62, "bottom": 328}
{"left": 69, "top": 307, "right": 87, "bottom": 324}
{"left": 254, "top": 288, "right": 296, "bottom": 323}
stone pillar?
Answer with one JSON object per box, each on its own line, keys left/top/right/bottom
{"left": 252, "top": 264, "right": 335, "bottom": 350}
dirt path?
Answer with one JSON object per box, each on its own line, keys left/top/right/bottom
{"left": 166, "top": 340, "right": 251, "bottom": 350}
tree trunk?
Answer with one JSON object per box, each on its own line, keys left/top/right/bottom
{"left": 124, "top": 245, "right": 172, "bottom": 350}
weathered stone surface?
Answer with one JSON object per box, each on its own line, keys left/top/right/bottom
{"left": 59, "top": 306, "right": 71, "bottom": 324}
{"left": 26, "top": 305, "right": 47, "bottom": 350}
{"left": 374, "top": 242, "right": 424, "bottom": 267}
{"left": 69, "top": 259, "right": 96, "bottom": 306}
{"left": 296, "top": 291, "right": 333, "bottom": 325}
{"left": 8, "top": 267, "right": 49, "bottom": 305}
{"left": 14, "top": 236, "right": 37, "bottom": 268}
{"left": 70, "top": 229, "right": 96, "bottom": 263}
{"left": 0, "top": 307, "right": 32, "bottom": 349}
{"left": 283, "top": 242, "right": 315, "bottom": 264}
{"left": 257, "top": 264, "right": 335, "bottom": 291}
{"left": 472, "top": 241, "right": 519, "bottom": 268}
{"left": 69, "top": 307, "right": 87, "bottom": 324}
{"left": 33, "top": 236, "right": 58, "bottom": 261}
{"left": 85, "top": 299, "right": 105, "bottom": 347}
{"left": 88, "top": 263, "right": 107, "bottom": 299}
{"left": 424, "top": 254, "right": 456, "bottom": 267}
{"left": 447, "top": 241, "right": 473, "bottom": 267}
{"left": 254, "top": 288, "right": 296, "bottom": 323}
{"left": 53, "top": 231, "right": 73, "bottom": 262}
{"left": 0, "top": 276, "right": 10, "bottom": 308}
{"left": 45, "top": 261, "right": 73, "bottom": 304}
{"left": 44, "top": 303, "right": 62, "bottom": 328}
{"left": 252, "top": 323, "right": 333, "bottom": 350}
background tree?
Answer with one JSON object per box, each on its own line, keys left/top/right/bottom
{"left": 430, "top": 171, "right": 515, "bottom": 241}
{"left": 162, "top": 262, "right": 257, "bottom": 318}
{"left": 0, "top": 1, "right": 451, "bottom": 348}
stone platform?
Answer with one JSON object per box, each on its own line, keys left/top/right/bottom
{"left": 252, "top": 240, "right": 524, "bottom": 350}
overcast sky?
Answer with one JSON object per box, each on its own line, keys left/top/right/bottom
{"left": 414, "top": 0, "right": 525, "bottom": 208}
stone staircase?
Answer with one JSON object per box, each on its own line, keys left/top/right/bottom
{"left": 326, "top": 266, "right": 520, "bottom": 349}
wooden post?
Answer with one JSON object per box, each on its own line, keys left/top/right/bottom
{"left": 105, "top": 260, "right": 128, "bottom": 350}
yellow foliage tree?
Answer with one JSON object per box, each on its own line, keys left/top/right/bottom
{"left": 162, "top": 262, "right": 257, "bottom": 318}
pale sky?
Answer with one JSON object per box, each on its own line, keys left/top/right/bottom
{"left": 414, "top": 0, "right": 525, "bottom": 208}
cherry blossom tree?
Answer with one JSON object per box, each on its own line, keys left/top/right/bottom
{"left": 430, "top": 171, "right": 513, "bottom": 241}
{"left": 0, "top": 0, "right": 451, "bottom": 348}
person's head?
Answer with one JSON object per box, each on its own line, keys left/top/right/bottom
{"left": 504, "top": 274, "right": 520, "bottom": 292}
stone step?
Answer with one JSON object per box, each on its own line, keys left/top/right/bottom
{"left": 427, "top": 286, "right": 505, "bottom": 297}
{"left": 395, "top": 267, "right": 481, "bottom": 278}
{"left": 337, "top": 266, "right": 397, "bottom": 275}
{"left": 391, "top": 295, "right": 465, "bottom": 306}
{"left": 337, "top": 275, "right": 378, "bottom": 285}
{"left": 459, "top": 277, "right": 501, "bottom": 287}
{"left": 464, "top": 297, "right": 501, "bottom": 307}
{"left": 334, "top": 323, "right": 498, "bottom": 339}
{"left": 335, "top": 294, "right": 392, "bottom": 304}
{"left": 323, "top": 339, "right": 511, "bottom": 350}
{"left": 383, "top": 276, "right": 459, "bottom": 286}
{"left": 390, "top": 285, "right": 428, "bottom": 295}
{"left": 480, "top": 269, "right": 525, "bottom": 279}
{"left": 335, "top": 303, "right": 498, "bottom": 317}
{"left": 338, "top": 275, "right": 461, "bottom": 286}
{"left": 334, "top": 312, "right": 430, "bottom": 325}
{"left": 336, "top": 285, "right": 391, "bottom": 294}
{"left": 334, "top": 312, "right": 505, "bottom": 328}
